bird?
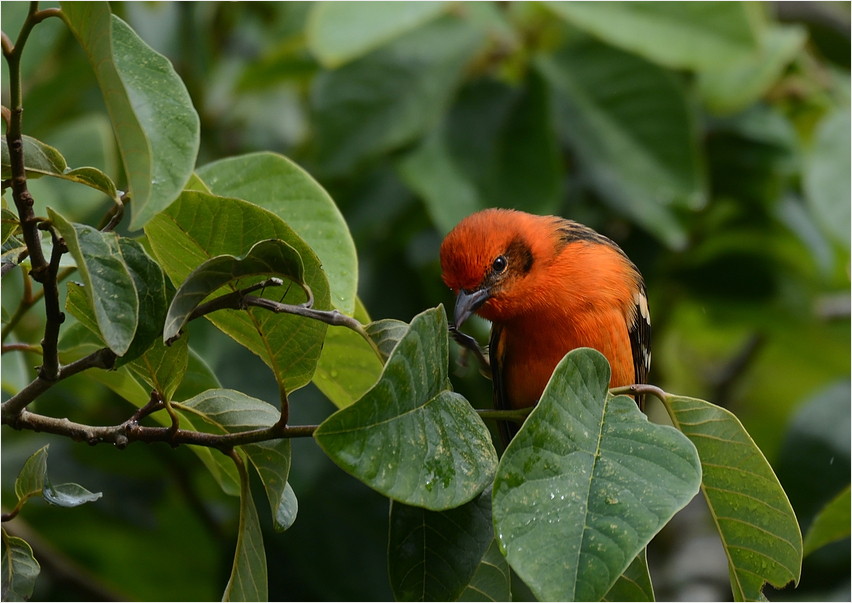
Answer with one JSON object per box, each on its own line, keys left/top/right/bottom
{"left": 439, "top": 208, "right": 651, "bottom": 445}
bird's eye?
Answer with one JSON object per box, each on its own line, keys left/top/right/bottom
{"left": 492, "top": 255, "right": 508, "bottom": 274}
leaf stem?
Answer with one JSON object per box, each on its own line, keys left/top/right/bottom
{"left": 475, "top": 407, "right": 533, "bottom": 424}
{"left": 609, "top": 384, "right": 669, "bottom": 406}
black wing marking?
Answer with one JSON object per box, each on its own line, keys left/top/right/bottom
{"left": 628, "top": 282, "right": 652, "bottom": 411}
{"left": 490, "top": 323, "right": 519, "bottom": 449}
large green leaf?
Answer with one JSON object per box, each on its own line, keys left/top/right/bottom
{"left": 492, "top": 349, "right": 701, "bottom": 602}
{"left": 146, "top": 190, "right": 331, "bottom": 393}
{"left": 1, "top": 531, "right": 40, "bottom": 603}
{"left": 699, "top": 24, "right": 807, "bottom": 115}
{"left": 803, "top": 108, "right": 851, "bottom": 249}
{"left": 1, "top": 135, "right": 119, "bottom": 202}
{"left": 307, "top": 1, "right": 450, "bottom": 68}
{"left": 543, "top": 1, "right": 762, "bottom": 71}
{"left": 49, "top": 209, "right": 139, "bottom": 356}
{"left": 222, "top": 452, "right": 267, "bottom": 602}
{"left": 310, "top": 14, "right": 485, "bottom": 176}
{"left": 315, "top": 305, "right": 497, "bottom": 511}
{"left": 60, "top": 4, "right": 199, "bottom": 230}
{"left": 398, "top": 72, "right": 563, "bottom": 234}
{"left": 665, "top": 394, "right": 802, "bottom": 601}
{"left": 163, "top": 238, "right": 306, "bottom": 342}
{"left": 802, "top": 485, "right": 851, "bottom": 557}
{"left": 178, "top": 389, "right": 293, "bottom": 531}
{"left": 196, "top": 152, "right": 358, "bottom": 314}
{"left": 389, "top": 489, "right": 507, "bottom": 602}
{"left": 602, "top": 549, "right": 654, "bottom": 602}
{"left": 314, "top": 298, "right": 383, "bottom": 409}
{"left": 539, "top": 41, "right": 706, "bottom": 249}
{"left": 115, "top": 238, "right": 171, "bottom": 365}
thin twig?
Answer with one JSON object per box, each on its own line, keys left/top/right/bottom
{"left": 179, "top": 280, "right": 384, "bottom": 362}
{"left": 6, "top": 1, "right": 49, "bottom": 277}
{"left": 1, "top": 342, "right": 42, "bottom": 355}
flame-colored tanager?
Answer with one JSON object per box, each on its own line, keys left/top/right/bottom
{"left": 440, "top": 208, "right": 651, "bottom": 443}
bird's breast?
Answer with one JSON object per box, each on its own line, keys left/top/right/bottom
{"left": 496, "top": 305, "right": 634, "bottom": 409}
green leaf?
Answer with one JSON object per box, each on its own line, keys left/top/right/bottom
{"left": 314, "top": 297, "right": 383, "bottom": 409}
{"left": 1, "top": 530, "right": 40, "bottom": 602}
{"left": 492, "top": 348, "right": 701, "bottom": 602}
{"left": 196, "top": 152, "right": 358, "bottom": 314}
{"left": 244, "top": 439, "right": 296, "bottom": 532}
{"left": 665, "top": 394, "right": 802, "bottom": 601}
{"left": 1, "top": 209, "right": 18, "bottom": 245}
{"left": 126, "top": 335, "right": 188, "bottom": 402}
{"left": 602, "top": 549, "right": 654, "bottom": 602}
{"left": 543, "top": 1, "right": 762, "bottom": 71}
{"left": 456, "top": 539, "right": 511, "bottom": 602}
{"left": 222, "top": 453, "right": 267, "bottom": 602}
{"left": 12, "top": 445, "right": 102, "bottom": 510}
{"left": 315, "top": 305, "right": 497, "bottom": 511}
{"left": 307, "top": 1, "right": 450, "bottom": 68}
{"left": 163, "top": 238, "right": 306, "bottom": 342}
{"left": 43, "top": 482, "right": 103, "bottom": 508}
{"left": 310, "top": 14, "right": 485, "bottom": 176}
{"left": 804, "top": 108, "right": 851, "bottom": 249}
{"left": 115, "top": 238, "right": 171, "bottom": 365}
{"left": 398, "top": 72, "right": 563, "bottom": 234}
{"left": 699, "top": 25, "right": 807, "bottom": 115}
{"left": 49, "top": 209, "right": 139, "bottom": 355}
{"left": 146, "top": 190, "right": 331, "bottom": 393}
{"left": 539, "top": 41, "right": 705, "bottom": 249}
{"left": 178, "top": 389, "right": 292, "bottom": 529}
{"left": 1, "top": 134, "right": 65, "bottom": 179}
{"left": 364, "top": 318, "right": 408, "bottom": 363}
{"left": 1, "top": 135, "right": 119, "bottom": 202}
{"left": 14, "top": 446, "right": 48, "bottom": 504}
{"left": 803, "top": 485, "right": 851, "bottom": 557}
{"left": 61, "top": 4, "right": 200, "bottom": 230}
{"left": 389, "top": 489, "right": 506, "bottom": 602}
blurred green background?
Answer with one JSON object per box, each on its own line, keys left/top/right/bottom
{"left": 2, "top": 2, "right": 849, "bottom": 600}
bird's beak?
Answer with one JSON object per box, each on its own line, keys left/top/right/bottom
{"left": 454, "top": 288, "right": 490, "bottom": 329}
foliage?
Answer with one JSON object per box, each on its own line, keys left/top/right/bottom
{"left": 2, "top": 2, "right": 849, "bottom": 601}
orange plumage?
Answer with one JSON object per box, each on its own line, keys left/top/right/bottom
{"left": 440, "top": 209, "right": 650, "bottom": 442}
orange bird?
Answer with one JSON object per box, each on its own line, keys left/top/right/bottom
{"left": 440, "top": 208, "right": 651, "bottom": 443}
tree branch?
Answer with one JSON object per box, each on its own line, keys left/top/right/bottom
{"left": 5, "top": 2, "right": 49, "bottom": 277}
{"left": 3, "top": 407, "right": 318, "bottom": 450}
{"left": 37, "top": 223, "right": 67, "bottom": 381}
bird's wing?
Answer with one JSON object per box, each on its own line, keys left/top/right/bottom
{"left": 628, "top": 282, "right": 652, "bottom": 411}
{"left": 490, "top": 323, "right": 519, "bottom": 448}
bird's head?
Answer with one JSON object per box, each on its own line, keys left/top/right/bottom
{"left": 440, "top": 209, "right": 560, "bottom": 328}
